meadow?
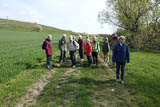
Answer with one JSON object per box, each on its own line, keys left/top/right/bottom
{"left": 0, "top": 19, "right": 160, "bottom": 106}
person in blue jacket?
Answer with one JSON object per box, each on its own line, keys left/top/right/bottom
{"left": 112, "top": 36, "right": 130, "bottom": 84}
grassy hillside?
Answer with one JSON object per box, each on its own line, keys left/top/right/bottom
{"left": 0, "top": 18, "right": 73, "bottom": 34}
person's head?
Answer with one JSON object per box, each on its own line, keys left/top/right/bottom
{"left": 63, "top": 34, "right": 67, "bottom": 39}
{"left": 69, "top": 35, "right": 73, "bottom": 41}
{"left": 93, "top": 36, "right": 97, "bottom": 41}
{"left": 79, "top": 35, "right": 82, "bottom": 39}
{"left": 119, "top": 36, "right": 125, "bottom": 43}
{"left": 47, "top": 34, "right": 52, "bottom": 41}
{"left": 86, "top": 38, "right": 90, "bottom": 44}
{"left": 104, "top": 37, "right": 108, "bottom": 42}
{"left": 86, "top": 36, "right": 89, "bottom": 40}
{"left": 73, "top": 36, "right": 76, "bottom": 40}
{"left": 112, "top": 33, "right": 117, "bottom": 38}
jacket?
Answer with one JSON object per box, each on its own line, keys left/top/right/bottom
{"left": 85, "top": 42, "right": 93, "bottom": 56}
{"left": 69, "top": 40, "right": 79, "bottom": 51}
{"left": 78, "top": 39, "right": 84, "bottom": 49}
{"left": 112, "top": 43, "right": 130, "bottom": 63}
{"left": 111, "top": 37, "right": 119, "bottom": 51}
{"left": 92, "top": 41, "right": 100, "bottom": 53}
{"left": 59, "top": 37, "right": 67, "bottom": 51}
{"left": 45, "top": 40, "right": 53, "bottom": 56}
{"left": 102, "top": 42, "right": 110, "bottom": 53}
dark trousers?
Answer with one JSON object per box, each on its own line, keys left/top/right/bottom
{"left": 92, "top": 52, "right": 98, "bottom": 65}
{"left": 79, "top": 49, "right": 84, "bottom": 59}
{"left": 59, "top": 50, "right": 66, "bottom": 63}
{"left": 70, "top": 51, "right": 76, "bottom": 66}
{"left": 116, "top": 62, "right": 126, "bottom": 81}
{"left": 87, "top": 56, "right": 92, "bottom": 66}
{"left": 46, "top": 55, "right": 52, "bottom": 69}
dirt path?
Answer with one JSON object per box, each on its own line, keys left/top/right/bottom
{"left": 16, "top": 64, "right": 76, "bottom": 107}
{"left": 99, "top": 56, "right": 134, "bottom": 104}
{"left": 16, "top": 68, "right": 57, "bottom": 107}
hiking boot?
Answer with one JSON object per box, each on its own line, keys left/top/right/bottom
{"left": 72, "top": 66, "right": 76, "bottom": 68}
{"left": 121, "top": 81, "right": 124, "bottom": 84}
{"left": 116, "top": 79, "right": 120, "bottom": 82}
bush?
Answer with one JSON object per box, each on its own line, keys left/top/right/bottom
{"left": 33, "top": 25, "right": 43, "bottom": 32}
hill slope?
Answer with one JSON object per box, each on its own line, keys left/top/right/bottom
{"left": 0, "top": 18, "right": 73, "bottom": 34}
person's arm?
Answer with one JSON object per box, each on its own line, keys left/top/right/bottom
{"left": 112, "top": 46, "right": 117, "bottom": 62}
{"left": 45, "top": 42, "right": 49, "bottom": 55}
{"left": 98, "top": 42, "right": 100, "bottom": 53}
{"left": 108, "top": 43, "right": 110, "bottom": 52}
{"left": 82, "top": 40, "right": 85, "bottom": 49}
{"left": 126, "top": 46, "right": 130, "bottom": 63}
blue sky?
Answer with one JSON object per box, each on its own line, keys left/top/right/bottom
{"left": 0, "top": 0, "right": 116, "bottom": 34}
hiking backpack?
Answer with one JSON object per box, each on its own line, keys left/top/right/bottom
{"left": 42, "top": 41, "right": 46, "bottom": 50}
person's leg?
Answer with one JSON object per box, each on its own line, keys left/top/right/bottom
{"left": 70, "top": 51, "right": 72, "bottom": 60}
{"left": 112, "top": 50, "right": 115, "bottom": 67}
{"left": 116, "top": 62, "right": 120, "bottom": 80}
{"left": 95, "top": 52, "right": 98, "bottom": 66}
{"left": 70, "top": 51, "right": 73, "bottom": 66}
{"left": 49, "top": 55, "right": 52, "bottom": 69}
{"left": 106, "top": 53, "right": 109, "bottom": 64}
{"left": 63, "top": 51, "right": 66, "bottom": 62}
{"left": 104, "top": 52, "right": 106, "bottom": 63}
{"left": 73, "top": 51, "right": 76, "bottom": 66}
{"left": 79, "top": 49, "right": 81, "bottom": 59}
{"left": 46, "top": 55, "right": 49, "bottom": 69}
{"left": 92, "top": 52, "right": 95, "bottom": 64}
{"left": 87, "top": 56, "right": 90, "bottom": 66}
{"left": 81, "top": 49, "right": 84, "bottom": 59}
{"left": 90, "top": 56, "right": 92, "bottom": 66}
{"left": 121, "top": 62, "right": 126, "bottom": 81}
{"left": 46, "top": 55, "right": 52, "bottom": 70}
{"left": 87, "top": 56, "right": 92, "bottom": 67}
{"left": 59, "top": 50, "right": 62, "bottom": 63}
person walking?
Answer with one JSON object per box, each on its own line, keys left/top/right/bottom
{"left": 59, "top": 34, "right": 67, "bottom": 63}
{"left": 85, "top": 38, "right": 93, "bottom": 67}
{"left": 111, "top": 33, "right": 119, "bottom": 67}
{"left": 112, "top": 36, "right": 130, "bottom": 84}
{"left": 102, "top": 37, "right": 110, "bottom": 64}
{"left": 43, "top": 34, "right": 53, "bottom": 70}
{"left": 78, "top": 35, "right": 85, "bottom": 61}
{"left": 69, "top": 35, "right": 79, "bottom": 68}
{"left": 92, "top": 36, "right": 100, "bottom": 66}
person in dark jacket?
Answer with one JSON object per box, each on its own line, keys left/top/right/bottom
{"left": 85, "top": 38, "right": 93, "bottom": 67}
{"left": 102, "top": 37, "right": 110, "bottom": 64}
{"left": 78, "top": 35, "right": 85, "bottom": 61}
{"left": 111, "top": 33, "right": 119, "bottom": 67}
{"left": 45, "top": 35, "right": 53, "bottom": 70}
{"left": 59, "top": 34, "right": 67, "bottom": 63}
{"left": 112, "top": 36, "right": 130, "bottom": 84}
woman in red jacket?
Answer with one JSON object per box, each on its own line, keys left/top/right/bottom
{"left": 85, "top": 39, "right": 93, "bottom": 67}
{"left": 45, "top": 35, "right": 53, "bottom": 70}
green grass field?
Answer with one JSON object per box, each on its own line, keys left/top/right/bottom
{"left": 0, "top": 19, "right": 160, "bottom": 107}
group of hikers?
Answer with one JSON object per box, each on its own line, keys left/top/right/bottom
{"left": 42, "top": 33, "right": 130, "bottom": 84}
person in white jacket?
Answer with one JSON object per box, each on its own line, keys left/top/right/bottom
{"left": 69, "top": 35, "right": 79, "bottom": 68}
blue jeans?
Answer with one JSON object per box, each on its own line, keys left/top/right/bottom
{"left": 79, "top": 49, "right": 84, "bottom": 59}
{"left": 70, "top": 51, "right": 76, "bottom": 66}
{"left": 46, "top": 55, "right": 52, "bottom": 69}
{"left": 87, "top": 56, "right": 92, "bottom": 67}
{"left": 116, "top": 62, "right": 126, "bottom": 81}
{"left": 92, "top": 52, "right": 98, "bottom": 65}
{"left": 59, "top": 50, "right": 66, "bottom": 63}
